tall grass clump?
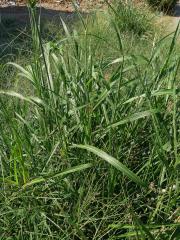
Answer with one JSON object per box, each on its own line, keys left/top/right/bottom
{"left": 110, "top": 0, "right": 153, "bottom": 36}
{"left": 0, "top": 0, "right": 180, "bottom": 239}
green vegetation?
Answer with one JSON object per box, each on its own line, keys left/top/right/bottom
{"left": 0, "top": 0, "right": 179, "bottom": 239}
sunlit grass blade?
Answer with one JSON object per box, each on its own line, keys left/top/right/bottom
{"left": 73, "top": 144, "right": 147, "bottom": 187}
{"left": 107, "top": 109, "right": 158, "bottom": 130}
{"left": 22, "top": 163, "right": 92, "bottom": 189}
{"left": 0, "top": 91, "right": 45, "bottom": 106}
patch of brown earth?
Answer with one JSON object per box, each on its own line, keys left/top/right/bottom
{"left": 0, "top": 0, "right": 106, "bottom": 12}
{"left": 0, "top": 0, "right": 106, "bottom": 28}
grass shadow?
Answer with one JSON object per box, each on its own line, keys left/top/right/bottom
{"left": 0, "top": 5, "right": 84, "bottom": 57}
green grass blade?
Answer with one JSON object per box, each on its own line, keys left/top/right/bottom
{"left": 107, "top": 109, "right": 158, "bottom": 130}
{"left": 0, "top": 91, "right": 45, "bottom": 106}
{"left": 73, "top": 144, "right": 147, "bottom": 187}
{"left": 22, "top": 163, "right": 92, "bottom": 189}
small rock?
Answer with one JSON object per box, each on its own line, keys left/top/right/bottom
{"left": 8, "top": 1, "right": 16, "bottom": 6}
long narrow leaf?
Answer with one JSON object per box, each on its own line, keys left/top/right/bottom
{"left": 0, "top": 91, "right": 45, "bottom": 106}
{"left": 22, "top": 163, "right": 92, "bottom": 189}
{"left": 107, "top": 109, "right": 158, "bottom": 130}
{"left": 73, "top": 145, "right": 147, "bottom": 187}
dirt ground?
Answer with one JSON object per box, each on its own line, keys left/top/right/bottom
{"left": 0, "top": 1, "right": 179, "bottom": 30}
{"left": 0, "top": 0, "right": 107, "bottom": 26}
{"left": 0, "top": 0, "right": 106, "bottom": 29}
{"left": 0, "top": 0, "right": 105, "bottom": 12}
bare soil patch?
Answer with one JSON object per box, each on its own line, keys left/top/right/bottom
{"left": 0, "top": 0, "right": 105, "bottom": 12}
{"left": 0, "top": 0, "right": 105, "bottom": 29}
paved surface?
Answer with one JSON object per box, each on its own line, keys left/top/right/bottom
{"left": 173, "top": 0, "right": 180, "bottom": 28}
{"left": 0, "top": 5, "right": 78, "bottom": 25}
{"left": 160, "top": 1, "right": 180, "bottom": 32}
{"left": 174, "top": 0, "right": 180, "bottom": 17}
